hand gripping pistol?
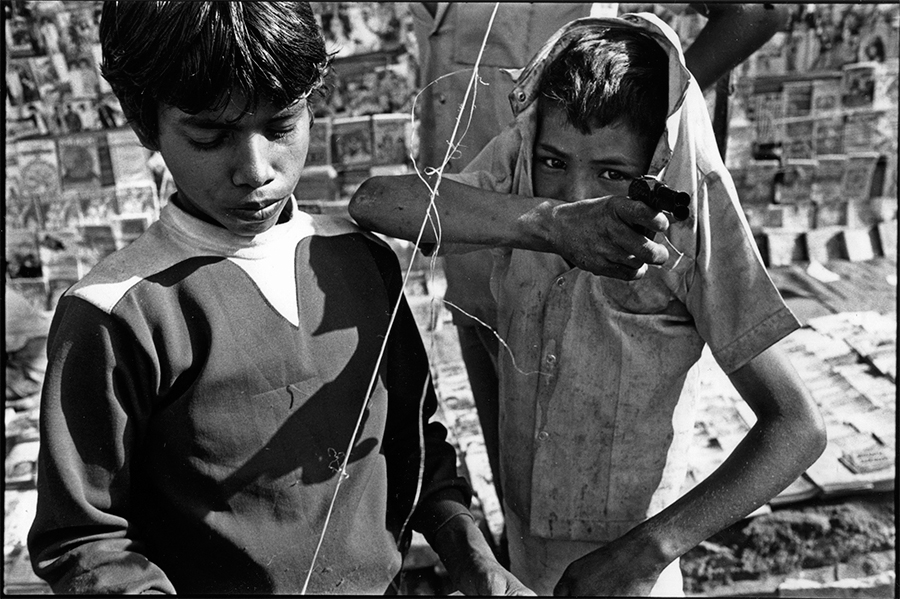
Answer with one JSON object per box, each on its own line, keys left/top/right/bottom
{"left": 628, "top": 176, "right": 690, "bottom": 221}
{"left": 628, "top": 176, "right": 690, "bottom": 238}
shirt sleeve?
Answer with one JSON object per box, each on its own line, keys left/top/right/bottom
{"left": 386, "top": 294, "right": 474, "bottom": 534}
{"left": 685, "top": 170, "right": 800, "bottom": 374}
{"left": 27, "top": 296, "right": 176, "bottom": 595}
{"left": 364, "top": 238, "right": 473, "bottom": 538}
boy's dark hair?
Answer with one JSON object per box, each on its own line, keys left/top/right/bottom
{"left": 99, "top": 1, "right": 331, "bottom": 146}
{"left": 537, "top": 27, "right": 668, "bottom": 142}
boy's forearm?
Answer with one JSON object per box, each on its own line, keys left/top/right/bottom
{"left": 424, "top": 508, "right": 523, "bottom": 596}
{"left": 349, "top": 174, "right": 555, "bottom": 251}
{"left": 615, "top": 346, "right": 827, "bottom": 572}
{"left": 558, "top": 395, "right": 826, "bottom": 596}
{"left": 413, "top": 489, "right": 534, "bottom": 595}
{"left": 628, "top": 410, "right": 825, "bottom": 569}
{"left": 415, "top": 494, "right": 494, "bottom": 590}
{"left": 427, "top": 511, "right": 493, "bottom": 574}
{"left": 350, "top": 174, "right": 669, "bottom": 279}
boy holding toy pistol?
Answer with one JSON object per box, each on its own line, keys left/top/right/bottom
{"left": 350, "top": 14, "right": 826, "bottom": 596}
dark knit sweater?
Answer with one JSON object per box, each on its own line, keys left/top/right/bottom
{"left": 28, "top": 199, "right": 470, "bottom": 594}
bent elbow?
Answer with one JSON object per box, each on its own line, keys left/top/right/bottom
{"left": 811, "top": 416, "right": 828, "bottom": 460}
{"left": 348, "top": 177, "right": 384, "bottom": 228}
{"left": 798, "top": 407, "right": 828, "bottom": 468}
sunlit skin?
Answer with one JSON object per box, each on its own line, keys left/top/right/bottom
{"left": 151, "top": 95, "right": 311, "bottom": 237}
{"left": 533, "top": 103, "right": 655, "bottom": 204}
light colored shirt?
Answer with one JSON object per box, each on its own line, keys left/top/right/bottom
{"left": 448, "top": 13, "right": 800, "bottom": 542}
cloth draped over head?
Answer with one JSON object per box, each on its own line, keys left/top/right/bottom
{"left": 505, "top": 13, "right": 734, "bottom": 227}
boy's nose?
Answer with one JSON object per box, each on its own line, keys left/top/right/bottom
{"left": 232, "top": 135, "right": 276, "bottom": 188}
{"left": 565, "top": 174, "right": 597, "bottom": 203}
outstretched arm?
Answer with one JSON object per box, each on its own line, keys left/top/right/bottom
{"left": 350, "top": 173, "right": 671, "bottom": 280}
{"left": 554, "top": 342, "right": 827, "bottom": 596}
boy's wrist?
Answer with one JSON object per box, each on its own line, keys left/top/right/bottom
{"left": 429, "top": 512, "right": 499, "bottom": 589}
{"left": 517, "top": 198, "right": 560, "bottom": 253}
{"left": 414, "top": 488, "right": 472, "bottom": 542}
{"left": 618, "top": 522, "right": 682, "bottom": 575}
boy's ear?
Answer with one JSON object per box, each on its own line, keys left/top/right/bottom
{"left": 129, "top": 123, "right": 159, "bottom": 152}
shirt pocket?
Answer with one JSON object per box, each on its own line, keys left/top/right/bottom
{"left": 596, "top": 247, "right": 694, "bottom": 315}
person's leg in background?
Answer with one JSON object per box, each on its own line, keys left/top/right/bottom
{"left": 456, "top": 323, "right": 502, "bottom": 507}
{"left": 442, "top": 252, "right": 503, "bottom": 513}
{"left": 455, "top": 320, "right": 507, "bottom": 566}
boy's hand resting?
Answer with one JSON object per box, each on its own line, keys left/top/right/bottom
{"left": 544, "top": 196, "right": 670, "bottom": 280}
{"left": 430, "top": 514, "right": 536, "bottom": 596}
{"left": 552, "top": 538, "right": 664, "bottom": 597}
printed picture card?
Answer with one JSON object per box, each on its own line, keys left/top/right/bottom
{"left": 17, "top": 138, "right": 61, "bottom": 197}
{"left": 372, "top": 113, "right": 410, "bottom": 166}
{"left": 332, "top": 115, "right": 373, "bottom": 168}
{"left": 57, "top": 132, "right": 102, "bottom": 191}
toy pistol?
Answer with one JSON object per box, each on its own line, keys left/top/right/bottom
{"left": 628, "top": 176, "right": 690, "bottom": 222}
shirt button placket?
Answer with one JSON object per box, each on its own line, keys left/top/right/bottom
{"left": 541, "top": 339, "right": 558, "bottom": 384}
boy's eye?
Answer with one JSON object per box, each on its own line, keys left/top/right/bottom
{"left": 187, "top": 126, "right": 294, "bottom": 151}
{"left": 267, "top": 127, "right": 294, "bottom": 141}
{"left": 537, "top": 156, "right": 566, "bottom": 170}
{"left": 599, "top": 169, "right": 630, "bottom": 181}
{"left": 189, "top": 134, "right": 227, "bottom": 151}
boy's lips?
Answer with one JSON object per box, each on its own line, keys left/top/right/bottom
{"left": 231, "top": 197, "right": 287, "bottom": 220}
{"left": 238, "top": 201, "right": 274, "bottom": 211}
{"left": 240, "top": 195, "right": 283, "bottom": 208}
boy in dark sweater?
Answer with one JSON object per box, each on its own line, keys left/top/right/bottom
{"left": 27, "top": 2, "right": 530, "bottom": 595}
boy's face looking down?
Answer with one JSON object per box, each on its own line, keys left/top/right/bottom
{"left": 155, "top": 94, "right": 310, "bottom": 237}
{"left": 534, "top": 102, "right": 654, "bottom": 203}
{"left": 98, "top": 1, "right": 330, "bottom": 236}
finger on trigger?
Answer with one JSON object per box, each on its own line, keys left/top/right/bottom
{"left": 643, "top": 238, "right": 669, "bottom": 265}
{"left": 624, "top": 198, "right": 669, "bottom": 233}
{"left": 649, "top": 210, "right": 670, "bottom": 233}
{"left": 621, "top": 263, "right": 647, "bottom": 281}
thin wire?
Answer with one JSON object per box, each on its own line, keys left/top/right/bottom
{"left": 300, "top": 256, "right": 406, "bottom": 593}
{"left": 394, "top": 373, "right": 433, "bottom": 544}
{"left": 393, "top": 0, "right": 500, "bottom": 558}
{"left": 394, "top": 0, "right": 500, "bottom": 544}
{"left": 441, "top": 299, "right": 549, "bottom": 377}
{"left": 300, "top": 4, "right": 501, "bottom": 593}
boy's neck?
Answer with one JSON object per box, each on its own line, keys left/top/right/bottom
{"left": 171, "top": 192, "right": 220, "bottom": 228}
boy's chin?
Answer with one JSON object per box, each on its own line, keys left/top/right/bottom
{"left": 225, "top": 218, "right": 281, "bottom": 237}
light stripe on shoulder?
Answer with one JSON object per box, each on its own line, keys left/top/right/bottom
{"left": 68, "top": 222, "right": 198, "bottom": 315}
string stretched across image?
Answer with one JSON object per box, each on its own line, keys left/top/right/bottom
{"left": 300, "top": 4, "right": 501, "bottom": 593}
